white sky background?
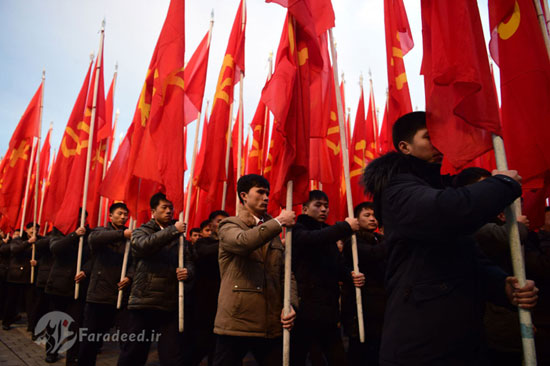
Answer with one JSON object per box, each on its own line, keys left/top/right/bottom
{"left": 0, "top": 0, "right": 500, "bottom": 172}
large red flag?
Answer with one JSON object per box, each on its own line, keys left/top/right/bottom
{"left": 384, "top": 0, "right": 413, "bottom": 138}
{"left": 43, "top": 60, "right": 93, "bottom": 228}
{"left": 421, "top": 0, "right": 501, "bottom": 170}
{"left": 0, "top": 81, "right": 43, "bottom": 229}
{"left": 196, "top": 0, "right": 246, "bottom": 206}
{"left": 131, "top": 0, "right": 186, "bottom": 213}
{"left": 54, "top": 46, "right": 107, "bottom": 233}
{"left": 489, "top": 0, "right": 550, "bottom": 187}
{"left": 261, "top": 13, "right": 322, "bottom": 207}
{"left": 184, "top": 28, "right": 212, "bottom": 125}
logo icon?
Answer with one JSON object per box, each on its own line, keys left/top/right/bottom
{"left": 34, "top": 311, "right": 77, "bottom": 354}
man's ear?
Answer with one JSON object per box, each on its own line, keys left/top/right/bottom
{"left": 239, "top": 191, "right": 247, "bottom": 204}
{"left": 398, "top": 141, "right": 411, "bottom": 155}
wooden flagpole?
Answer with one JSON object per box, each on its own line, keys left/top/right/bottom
{"left": 117, "top": 218, "right": 134, "bottom": 309}
{"left": 37, "top": 123, "right": 53, "bottom": 228}
{"left": 261, "top": 53, "right": 273, "bottom": 175}
{"left": 542, "top": 0, "right": 550, "bottom": 35}
{"left": 368, "top": 71, "right": 379, "bottom": 150}
{"left": 30, "top": 71, "right": 45, "bottom": 284}
{"left": 20, "top": 138, "right": 38, "bottom": 234}
{"left": 75, "top": 20, "right": 105, "bottom": 299}
{"left": 97, "top": 64, "right": 118, "bottom": 227}
{"left": 282, "top": 181, "right": 293, "bottom": 366}
{"left": 221, "top": 111, "right": 234, "bottom": 211}
{"left": 329, "top": 28, "right": 365, "bottom": 343}
{"left": 533, "top": 0, "right": 550, "bottom": 58}
{"left": 236, "top": 1, "right": 246, "bottom": 211}
{"left": 492, "top": 135, "right": 537, "bottom": 366}
{"left": 103, "top": 108, "right": 120, "bottom": 226}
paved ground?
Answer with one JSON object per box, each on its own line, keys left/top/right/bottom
{"left": 0, "top": 315, "right": 160, "bottom": 366}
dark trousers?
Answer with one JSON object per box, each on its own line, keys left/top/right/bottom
{"left": 78, "top": 302, "right": 119, "bottom": 366}
{"left": 347, "top": 337, "right": 381, "bottom": 366}
{"left": 48, "top": 294, "right": 86, "bottom": 363}
{"left": 29, "top": 286, "right": 50, "bottom": 333}
{"left": 2, "top": 282, "right": 32, "bottom": 328}
{"left": 290, "top": 323, "right": 347, "bottom": 366}
{"left": 117, "top": 308, "right": 192, "bottom": 366}
{"left": 0, "top": 279, "right": 7, "bottom": 320}
{"left": 191, "top": 328, "right": 216, "bottom": 366}
{"left": 212, "top": 335, "right": 282, "bottom": 366}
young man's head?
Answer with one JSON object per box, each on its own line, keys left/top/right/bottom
{"left": 199, "top": 220, "right": 212, "bottom": 238}
{"left": 13, "top": 229, "right": 21, "bottom": 239}
{"left": 208, "top": 210, "right": 229, "bottom": 234}
{"left": 392, "top": 112, "right": 442, "bottom": 163}
{"left": 543, "top": 207, "right": 550, "bottom": 231}
{"left": 150, "top": 192, "right": 174, "bottom": 226}
{"left": 454, "top": 167, "right": 491, "bottom": 187}
{"left": 109, "top": 202, "right": 129, "bottom": 228}
{"left": 237, "top": 174, "right": 270, "bottom": 216}
{"left": 302, "top": 190, "right": 329, "bottom": 223}
{"left": 189, "top": 228, "right": 201, "bottom": 244}
{"left": 354, "top": 202, "right": 378, "bottom": 232}
{"left": 24, "top": 222, "right": 39, "bottom": 238}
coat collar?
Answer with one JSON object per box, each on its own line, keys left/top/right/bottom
{"left": 237, "top": 204, "right": 272, "bottom": 227}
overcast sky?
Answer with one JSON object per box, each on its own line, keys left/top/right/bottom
{"left": 0, "top": 0, "right": 497, "bottom": 169}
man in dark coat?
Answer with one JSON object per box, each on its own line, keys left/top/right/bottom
{"left": 3, "top": 223, "right": 41, "bottom": 331}
{"left": 0, "top": 230, "right": 10, "bottom": 321}
{"left": 290, "top": 190, "right": 364, "bottom": 366}
{"left": 44, "top": 211, "right": 92, "bottom": 365}
{"left": 30, "top": 230, "right": 55, "bottom": 340}
{"left": 342, "top": 202, "right": 386, "bottom": 366}
{"left": 191, "top": 210, "right": 228, "bottom": 366}
{"left": 117, "top": 192, "right": 194, "bottom": 366}
{"left": 78, "top": 202, "right": 134, "bottom": 366}
{"left": 361, "top": 112, "right": 539, "bottom": 365}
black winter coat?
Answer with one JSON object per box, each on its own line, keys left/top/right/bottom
{"left": 341, "top": 230, "right": 386, "bottom": 340}
{"left": 128, "top": 219, "right": 194, "bottom": 312}
{"left": 7, "top": 233, "right": 41, "bottom": 284}
{"left": 35, "top": 234, "right": 54, "bottom": 288}
{"left": 86, "top": 223, "right": 134, "bottom": 306}
{"left": 193, "top": 234, "right": 221, "bottom": 329}
{"left": 45, "top": 227, "right": 92, "bottom": 298}
{"left": 292, "top": 214, "right": 352, "bottom": 327}
{"left": 0, "top": 238, "right": 10, "bottom": 281}
{"left": 362, "top": 153, "right": 522, "bottom": 365}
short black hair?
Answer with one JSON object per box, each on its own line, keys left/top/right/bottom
{"left": 109, "top": 202, "right": 129, "bottom": 214}
{"left": 189, "top": 228, "right": 200, "bottom": 235}
{"left": 354, "top": 202, "right": 375, "bottom": 218}
{"left": 78, "top": 208, "right": 89, "bottom": 218}
{"left": 150, "top": 192, "right": 170, "bottom": 209}
{"left": 237, "top": 174, "right": 270, "bottom": 204}
{"left": 454, "top": 167, "right": 491, "bottom": 187}
{"left": 392, "top": 111, "right": 427, "bottom": 151}
{"left": 208, "top": 210, "right": 229, "bottom": 222}
{"left": 304, "top": 190, "right": 329, "bottom": 207}
{"left": 25, "top": 222, "right": 39, "bottom": 230}
{"left": 199, "top": 220, "right": 211, "bottom": 231}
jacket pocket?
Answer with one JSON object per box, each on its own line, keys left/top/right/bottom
{"left": 412, "top": 279, "right": 459, "bottom": 303}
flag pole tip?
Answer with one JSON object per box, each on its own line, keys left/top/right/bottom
{"left": 115, "top": 61, "right": 118, "bottom": 71}
{"left": 210, "top": 9, "right": 214, "bottom": 21}
{"left": 90, "top": 52, "right": 95, "bottom": 61}
{"left": 116, "top": 108, "right": 120, "bottom": 115}
{"left": 101, "top": 18, "right": 106, "bottom": 29}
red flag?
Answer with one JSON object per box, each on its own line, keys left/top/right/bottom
{"left": 378, "top": 90, "right": 393, "bottom": 154}
{"left": 266, "top": 0, "right": 335, "bottom": 38}
{"left": 184, "top": 28, "right": 212, "bottom": 125}
{"left": 55, "top": 45, "right": 107, "bottom": 233}
{"left": 421, "top": 0, "right": 501, "bottom": 169}
{"left": 0, "top": 81, "right": 43, "bottom": 229}
{"left": 43, "top": 61, "right": 93, "bottom": 229}
{"left": 262, "top": 14, "right": 320, "bottom": 207}
{"left": 196, "top": 0, "right": 246, "bottom": 206}
{"left": 384, "top": 0, "right": 413, "bottom": 133}
{"left": 489, "top": 0, "right": 550, "bottom": 187}
{"left": 127, "top": 0, "right": 186, "bottom": 213}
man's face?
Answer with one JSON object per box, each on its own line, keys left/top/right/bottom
{"left": 200, "top": 226, "right": 212, "bottom": 238}
{"left": 152, "top": 199, "right": 174, "bottom": 226}
{"left": 358, "top": 208, "right": 378, "bottom": 232}
{"left": 24, "top": 226, "right": 35, "bottom": 238}
{"left": 110, "top": 208, "right": 129, "bottom": 228}
{"left": 190, "top": 232, "right": 200, "bottom": 244}
{"left": 544, "top": 211, "right": 550, "bottom": 228}
{"left": 399, "top": 128, "right": 443, "bottom": 163}
{"left": 13, "top": 230, "right": 20, "bottom": 239}
{"left": 210, "top": 215, "right": 226, "bottom": 234}
{"left": 303, "top": 199, "right": 329, "bottom": 223}
{"left": 240, "top": 186, "right": 269, "bottom": 216}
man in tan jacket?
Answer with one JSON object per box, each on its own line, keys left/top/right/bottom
{"left": 213, "top": 174, "right": 297, "bottom": 366}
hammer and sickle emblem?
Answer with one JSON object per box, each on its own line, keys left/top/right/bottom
{"left": 213, "top": 55, "right": 235, "bottom": 108}
{"left": 60, "top": 120, "right": 90, "bottom": 158}
{"left": 498, "top": 1, "right": 521, "bottom": 40}
{"left": 9, "top": 140, "right": 30, "bottom": 167}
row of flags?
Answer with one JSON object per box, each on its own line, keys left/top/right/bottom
{"left": 1, "top": 0, "right": 550, "bottom": 235}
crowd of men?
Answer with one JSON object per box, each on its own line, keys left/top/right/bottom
{"left": 0, "top": 111, "right": 548, "bottom": 366}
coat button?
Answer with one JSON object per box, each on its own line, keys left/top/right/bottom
{"left": 234, "top": 285, "right": 238, "bottom": 288}
{"left": 256, "top": 286, "right": 261, "bottom": 290}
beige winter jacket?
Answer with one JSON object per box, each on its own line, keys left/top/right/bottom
{"left": 214, "top": 207, "right": 297, "bottom": 338}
